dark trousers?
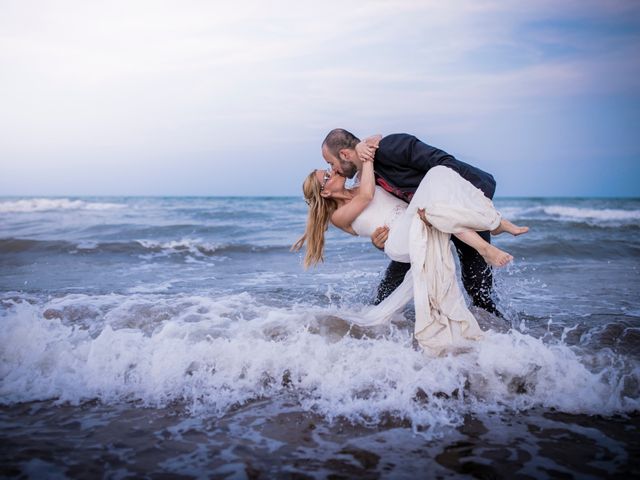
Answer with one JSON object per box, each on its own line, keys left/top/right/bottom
{"left": 372, "top": 230, "right": 501, "bottom": 316}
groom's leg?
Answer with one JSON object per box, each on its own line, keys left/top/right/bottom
{"left": 451, "top": 231, "right": 503, "bottom": 317}
{"left": 373, "top": 260, "right": 411, "bottom": 305}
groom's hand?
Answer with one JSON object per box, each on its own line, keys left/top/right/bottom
{"left": 371, "top": 226, "right": 389, "bottom": 250}
{"left": 417, "top": 208, "right": 432, "bottom": 228}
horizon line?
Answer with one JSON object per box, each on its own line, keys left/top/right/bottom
{"left": 1, "top": 194, "right": 639, "bottom": 200}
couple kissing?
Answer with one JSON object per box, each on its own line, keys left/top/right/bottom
{"left": 292, "top": 129, "right": 528, "bottom": 354}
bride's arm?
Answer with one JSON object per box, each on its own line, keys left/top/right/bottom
{"left": 331, "top": 159, "right": 375, "bottom": 230}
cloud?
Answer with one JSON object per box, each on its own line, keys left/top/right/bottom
{"left": 0, "top": 0, "right": 638, "bottom": 195}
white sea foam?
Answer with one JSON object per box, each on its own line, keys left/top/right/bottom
{"left": 543, "top": 206, "right": 640, "bottom": 222}
{"left": 0, "top": 294, "right": 637, "bottom": 437}
{"left": 497, "top": 206, "right": 543, "bottom": 220}
{"left": 0, "top": 198, "right": 125, "bottom": 213}
{"left": 136, "top": 238, "right": 222, "bottom": 257}
{"left": 499, "top": 205, "right": 640, "bottom": 226}
{"left": 127, "top": 281, "right": 175, "bottom": 294}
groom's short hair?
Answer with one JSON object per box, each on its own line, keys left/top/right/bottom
{"left": 322, "top": 129, "right": 360, "bottom": 158}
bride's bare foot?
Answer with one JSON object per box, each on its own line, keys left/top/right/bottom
{"left": 480, "top": 244, "right": 513, "bottom": 267}
{"left": 491, "top": 219, "right": 529, "bottom": 236}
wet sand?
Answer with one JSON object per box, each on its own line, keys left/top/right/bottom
{"left": 2, "top": 397, "right": 638, "bottom": 479}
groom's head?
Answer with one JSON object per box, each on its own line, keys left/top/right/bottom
{"left": 322, "top": 128, "right": 361, "bottom": 179}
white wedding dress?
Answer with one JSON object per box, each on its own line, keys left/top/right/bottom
{"left": 351, "top": 166, "right": 502, "bottom": 354}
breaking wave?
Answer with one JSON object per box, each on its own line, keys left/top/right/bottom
{"left": 0, "top": 198, "right": 125, "bottom": 213}
{"left": 1, "top": 293, "right": 637, "bottom": 436}
{"left": 0, "top": 237, "right": 286, "bottom": 257}
{"left": 499, "top": 204, "right": 640, "bottom": 227}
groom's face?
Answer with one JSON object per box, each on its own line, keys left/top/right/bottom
{"left": 322, "top": 146, "right": 359, "bottom": 179}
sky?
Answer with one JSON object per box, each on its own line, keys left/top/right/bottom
{"left": 1, "top": 0, "right": 639, "bottom": 197}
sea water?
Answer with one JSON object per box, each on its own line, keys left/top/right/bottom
{"left": 1, "top": 196, "right": 639, "bottom": 478}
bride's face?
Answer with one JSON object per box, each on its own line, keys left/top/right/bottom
{"left": 315, "top": 168, "right": 345, "bottom": 195}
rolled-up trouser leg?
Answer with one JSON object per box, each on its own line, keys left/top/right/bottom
{"left": 451, "top": 231, "right": 503, "bottom": 317}
{"left": 373, "top": 260, "right": 411, "bottom": 305}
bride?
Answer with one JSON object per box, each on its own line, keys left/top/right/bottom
{"left": 292, "top": 148, "right": 528, "bottom": 354}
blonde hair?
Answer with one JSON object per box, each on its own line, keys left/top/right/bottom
{"left": 291, "top": 171, "right": 338, "bottom": 268}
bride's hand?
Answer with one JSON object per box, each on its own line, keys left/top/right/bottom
{"left": 363, "top": 134, "right": 382, "bottom": 148}
{"left": 356, "top": 139, "right": 378, "bottom": 163}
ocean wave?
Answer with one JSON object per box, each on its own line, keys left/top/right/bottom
{"left": 0, "top": 198, "right": 126, "bottom": 213}
{"left": 0, "top": 294, "right": 637, "bottom": 436}
{"left": 543, "top": 206, "right": 640, "bottom": 222}
{"left": 136, "top": 238, "right": 224, "bottom": 256}
{"left": 133, "top": 239, "right": 286, "bottom": 257}
{"left": 499, "top": 205, "right": 640, "bottom": 227}
{"left": 0, "top": 237, "right": 287, "bottom": 257}
{"left": 506, "top": 239, "right": 640, "bottom": 259}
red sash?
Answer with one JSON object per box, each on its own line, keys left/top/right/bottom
{"left": 376, "top": 176, "right": 414, "bottom": 203}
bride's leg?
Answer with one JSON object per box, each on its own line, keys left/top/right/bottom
{"left": 454, "top": 230, "right": 513, "bottom": 267}
{"left": 491, "top": 218, "right": 529, "bottom": 236}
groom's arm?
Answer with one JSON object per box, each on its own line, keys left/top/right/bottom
{"left": 380, "top": 134, "right": 497, "bottom": 199}
{"left": 380, "top": 134, "right": 453, "bottom": 172}
{"left": 381, "top": 133, "right": 481, "bottom": 176}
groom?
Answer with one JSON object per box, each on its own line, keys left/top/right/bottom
{"left": 322, "top": 128, "right": 502, "bottom": 316}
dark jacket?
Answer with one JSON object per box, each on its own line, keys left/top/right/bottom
{"left": 374, "top": 134, "right": 496, "bottom": 201}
